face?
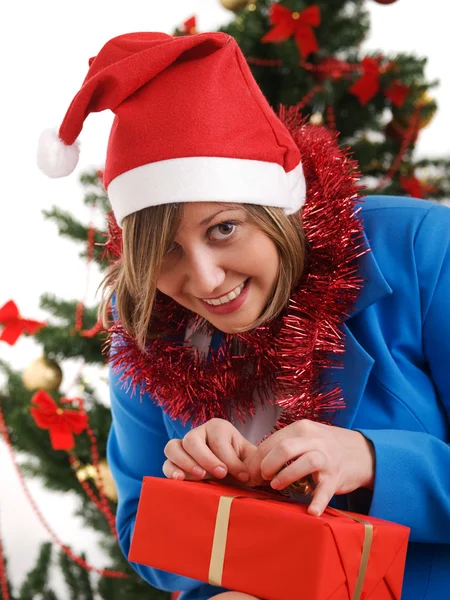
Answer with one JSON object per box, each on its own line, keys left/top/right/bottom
{"left": 156, "top": 203, "right": 280, "bottom": 333}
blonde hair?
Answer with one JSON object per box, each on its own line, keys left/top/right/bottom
{"left": 99, "top": 203, "right": 306, "bottom": 350}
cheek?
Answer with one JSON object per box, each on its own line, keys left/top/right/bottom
{"left": 156, "top": 270, "right": 175, "bottom": 296}
{"left": 255, "top": 240, "right": 280, "bottom": 280}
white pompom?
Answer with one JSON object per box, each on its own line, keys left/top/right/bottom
{"left": 36, "top": 128, "right": 80, "bottom": 178}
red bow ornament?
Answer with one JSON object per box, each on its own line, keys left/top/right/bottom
{"left": 349, "top": 57, "right": 409, "bottom": 106}
{"left": 30, "top": 390, "right": 88, "bottom": 451}
{"left": 384, "top": 80, "right": 410, "bottom": 107}
{"left": 0, "top": 300, "right": 46, "bottom": 346}
{"left": 262, "top": 4, "right": 321, "bottom": 59}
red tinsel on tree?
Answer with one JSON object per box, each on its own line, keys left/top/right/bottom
{"left": 312, "top": 57, "right": 355, "bottom": 82}
{"left": 103, "top": 212, "right": 123, "bottom": 263}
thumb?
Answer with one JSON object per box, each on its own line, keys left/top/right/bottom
{"left": 242, "top": 443, "right": 266, "bottom": 487}
{"left": 231, "top": 434, "right": 264, "bottom": 486}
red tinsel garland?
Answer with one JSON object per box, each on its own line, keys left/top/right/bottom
{"left": 105, "top": 110, "right": 367, "bottom": 429}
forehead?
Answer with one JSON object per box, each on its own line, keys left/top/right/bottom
{"left": 177, "top": 202, "right": 243, "bottom": 226}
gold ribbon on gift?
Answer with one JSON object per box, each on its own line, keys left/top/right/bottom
{"left": 208, "top": 496, "right": 373, "bottom": 600}
{"left": 209, "top": 496, "right": 237, "bottom": 587}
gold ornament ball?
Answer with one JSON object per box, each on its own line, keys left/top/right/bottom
{"left": 76, "top": 460, "right": 118, "bottom": 502}
{"left": 393, "top": 92, "right": 437, "bottom": 131}
{"left": 22, "top": 356, "right": 63, "bottom": 392}
{"left": 220, "top": 0, "right": 250, "bottom": 12}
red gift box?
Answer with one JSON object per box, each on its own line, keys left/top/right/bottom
{"left": 129, "top": 477, "right": 410, "bottom": 600}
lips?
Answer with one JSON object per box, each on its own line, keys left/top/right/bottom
{"left": 202, "top": 281, "right": 245, "bottom": 306}
{"left": 200, "top": 279, "right": 250, "bottom": 316}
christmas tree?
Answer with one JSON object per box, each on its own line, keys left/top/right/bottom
{"left": 0, "top": 171, "right": 169, "bottom": 599}
{"left": 1, "top": 1, "right": 448, "bottom": 599}
{"left": 177, "top": 0, "right": 449, "bottom": 199}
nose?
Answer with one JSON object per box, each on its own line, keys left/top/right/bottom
{"left": 182, "top": 248, "right": 226, "bottom": 298}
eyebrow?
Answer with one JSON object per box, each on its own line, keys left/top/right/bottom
{"left": 199, "top": 207, "right": 241, "bottom": 227}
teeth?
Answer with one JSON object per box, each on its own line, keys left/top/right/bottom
{"left": 203, "top": 282, "right": 245, "bottom": 306}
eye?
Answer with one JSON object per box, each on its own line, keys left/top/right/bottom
{"left": 209, "top": 221, "right": 237, "bottom": 241}
{"left": 164, "top": 241, "right": 180, "bottom": 256}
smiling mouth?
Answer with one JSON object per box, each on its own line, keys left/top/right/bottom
{"left": 202, "top": 281, "right": 247, "bottom": 306}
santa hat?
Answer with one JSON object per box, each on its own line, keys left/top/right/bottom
{"left": 37, "top": 31, "right": 306, "bottom": 226}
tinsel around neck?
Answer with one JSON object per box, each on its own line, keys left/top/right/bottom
{"left": 106, "top": 109, "right": 367, "bottom": 428}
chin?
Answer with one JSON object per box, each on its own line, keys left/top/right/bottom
{"left": 210, "top": 322, "right": 243, "bottom": 334}
{"left": 205, "top": 311, "right": 262, "bottom": 334}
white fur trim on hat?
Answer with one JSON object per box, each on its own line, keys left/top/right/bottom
{"left": 108, "top": 157, "right": 306, "bottom": 226}
{"left": 37, "top": 128, "right": 80, "bottom": 178}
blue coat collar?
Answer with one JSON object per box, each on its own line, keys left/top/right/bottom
{"left": 346, "top": 230, "right": 392, "bottom": 320}
{"left": 332, "top": 232, "right": 393, "bottom": 428}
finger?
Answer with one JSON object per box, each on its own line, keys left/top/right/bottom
{"left": 164, "top": 439, "right": 208, "bottom": 479}
{"left": 256, "top": 420, "right": 317, "bottom": 461}
{"left": 244, "top": 446, "right": 266, "bottom": 487}
{"left": 182, "top": 431, "right": 230, "bottom": 479}
{"left": 162, "top": 459, "right": 212, "bottom": 482}
{"left": 206, "top": 432, "right": 253, "bottom": 483}
{"left": 269, "top": 450, "right": 326, "bottom": 490}
{"left": 307, "top": 477, "right": 336, "bottom": 517}
{"left": 260, "top": 438, "right": 316, "bottom": 481}
{"left": 162, "top": 459, "right": 187, "bottom": 480}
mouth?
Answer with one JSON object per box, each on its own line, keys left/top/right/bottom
{"left": 200, "top": 279, "right": 250, "bottom": 316}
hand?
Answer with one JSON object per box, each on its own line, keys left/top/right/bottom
{"left": 247, "top": 420, "right": 375, "bottom": 517}
{"left": 163, "top": 418, "right": 261, "bottom": 485}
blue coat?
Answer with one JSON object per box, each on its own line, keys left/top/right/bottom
{"left": 107, "top": 196, "right": 450, "bottom": 600}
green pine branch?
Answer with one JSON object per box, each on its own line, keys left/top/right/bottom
{"left": 18, "top": 543, "right": 55, "bottom": 600}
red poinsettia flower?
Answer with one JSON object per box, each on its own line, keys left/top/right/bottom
{"left": 0, "top": 300, "right": 46, "bottom": 346}
{"left": 30, "top": 390, "right": 88, "bottom": 451}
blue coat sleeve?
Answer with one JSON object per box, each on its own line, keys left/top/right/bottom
{"left": 356, "top": 203, "right": 450, "bottom": 543}
{"left": 108, "top": 355, "right": 228, "bottom": 596}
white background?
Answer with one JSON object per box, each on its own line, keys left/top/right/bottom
{"left": 0, "top": 0, "right": 449, "bottom": 596}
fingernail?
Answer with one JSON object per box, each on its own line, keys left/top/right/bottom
{"left": 271, "top": 478, "right": 281, "bottom": 489}
{"left": 214, "top": 466, "right": 227, "bottom": 478}
{"left": 309, "top": 506, "right": 321, "bottom": 516}
{"left": 173, "top": 471, "right": 184, "bottom": 480}
{"left": 237, "top": 472, "right": 249, "bottom": 483}
{"left": 192, "top": 466, "right": 206, "bottom": 478}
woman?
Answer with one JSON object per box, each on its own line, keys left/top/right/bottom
{"left": 38, "top": 31, "right": 450, "bottom": 600}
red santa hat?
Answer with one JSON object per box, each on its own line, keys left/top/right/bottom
{"left": 37, "top": 31, "right": 306, "bottom": 226}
